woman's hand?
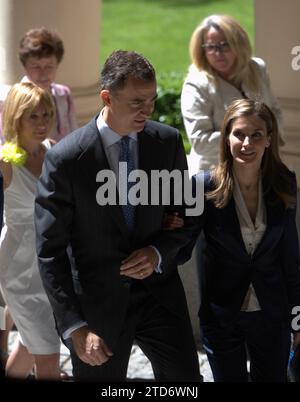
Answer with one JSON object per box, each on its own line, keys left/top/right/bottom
{"left": 163, "top": 212, "right": 184, "bottom": 231}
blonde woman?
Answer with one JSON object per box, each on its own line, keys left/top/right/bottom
{"left": 0, "top": 82, "right": 60, "bottom": 380}
{"left": 0, "top": 27, "right": 78, "bottom": 369}
{"left": 181, "top": 14, "right": 284, "bottom": 175}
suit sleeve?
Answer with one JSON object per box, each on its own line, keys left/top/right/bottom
{"left": 280, "top": 205, "right": 300, "bottom": 330}
{"left": 35, "top": 148, "right": 84, "bottom": 335}
{"left": 151, "top": 134, "right": 203, "bottom": 272}
{"left": 279, "top": 174, "right": 300, "bottom": 331}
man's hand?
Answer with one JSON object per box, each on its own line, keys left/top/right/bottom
{"left": 120, "top": 247, "right": 158, "bottom": 279}
{"left": 71, "top": 326, "right": 113, "bottom": 366}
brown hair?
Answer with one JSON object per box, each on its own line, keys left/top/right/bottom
{"left": 101, "top": 50, "right": 156, "bottom": 93}
{"left": 207, "top": 99, "right": 296, "bottom": 209}
{"left": 19, "top": 27, "right": 64, "bottom": 66}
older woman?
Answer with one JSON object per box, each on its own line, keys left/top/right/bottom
{"left": 0, "top": 27, "right": 77, "bottom": 144}
{"left": 181, "top": 14, "right": 284, "bottom": 175}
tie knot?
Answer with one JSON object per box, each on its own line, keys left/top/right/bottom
{"left": 121, "top": 136, "right": 130, "bottom": 147}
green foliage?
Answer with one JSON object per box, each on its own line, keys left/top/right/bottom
{"left": 152, "top": 72, "right": 191, "bottom": 153}
{"left": 101, "top": 0, "right": 254, "bottom": 154}
{"left": 101, "top": 0, "right": 254, "bottom": 74}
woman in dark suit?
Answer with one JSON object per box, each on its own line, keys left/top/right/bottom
{"left": 168, "top": 98, "right": 300, "bottom": 381}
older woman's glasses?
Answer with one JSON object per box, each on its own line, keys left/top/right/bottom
{"left": 202, "top": 41, "right": 231, "bottom": 54}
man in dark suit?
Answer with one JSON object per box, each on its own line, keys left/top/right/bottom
{"left": 35, "top": 50, "right": 201, "bottom": 382}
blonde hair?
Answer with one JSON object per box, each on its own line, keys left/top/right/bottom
{"left": 2, "top": 82, "right": 55, "bottom": 143}
{"left": 189, "top": 14, "right": 261, "bottom": 92}
{"left": 207, "top": 99, "right": 296, "bottom": 209}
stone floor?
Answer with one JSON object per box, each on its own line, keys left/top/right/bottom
{"left": 8, "top": 331, "right": 213, "bottom": 381}
{"left": 126, "top": 344, "right": 213, "bottom": 382}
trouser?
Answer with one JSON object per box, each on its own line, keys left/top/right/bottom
{"left": 195, "top": 232, "right": 206, "bottom": 346}
{"left": 202, "top": 311, "right": 291, "bottom": 382}
{"left": 70, "top": 282, "right": 202, "bottom": 382}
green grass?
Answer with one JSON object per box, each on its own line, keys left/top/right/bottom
{"left": 101, "top": 0, "right": 254, "bottom": 75}
{"left": 101, "top": 0, "right": 254, "bottom": 153}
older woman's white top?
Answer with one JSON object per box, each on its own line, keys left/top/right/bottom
{"left": 181, "top": 57, "right": 283, "bottom": 175}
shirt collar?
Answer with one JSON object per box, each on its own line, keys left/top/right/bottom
{"left": 96, "top": 110, "right": 137, "bottom": 149}
{"left": 21, "top": 76, "right": 55, "bottom": 95}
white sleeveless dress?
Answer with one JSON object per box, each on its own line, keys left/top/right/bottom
{"left": 0, "top": 140, "right": 60, "bottom": 354}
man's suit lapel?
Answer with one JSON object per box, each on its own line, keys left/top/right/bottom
{"left": 77, "top": 118, "right": 129, "bottom": 239}
{"left": 138, "top": 124, "right": 165, "bottom": 171}
{"left": 77, "top": 120, "right": 169, "bottom": 241}
{"left": 132, "top": 125, "right": 164, "bottom": 239}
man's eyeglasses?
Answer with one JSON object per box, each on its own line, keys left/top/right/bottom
{"left": 202, "top": 41, "right": 231, "bottom": 54}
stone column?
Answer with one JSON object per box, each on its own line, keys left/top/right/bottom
{"left": 255, "top": 0, "right": 300, "bottom": 175}
{"left": 0, "top": 0, "right": 101, "bottom": 125}
{"left": 255, "top": 0, "right": 300, "bottom": 240}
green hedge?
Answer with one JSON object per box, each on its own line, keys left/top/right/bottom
{"left": 152, "top": 72, "right": 191, "bottom": 154}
